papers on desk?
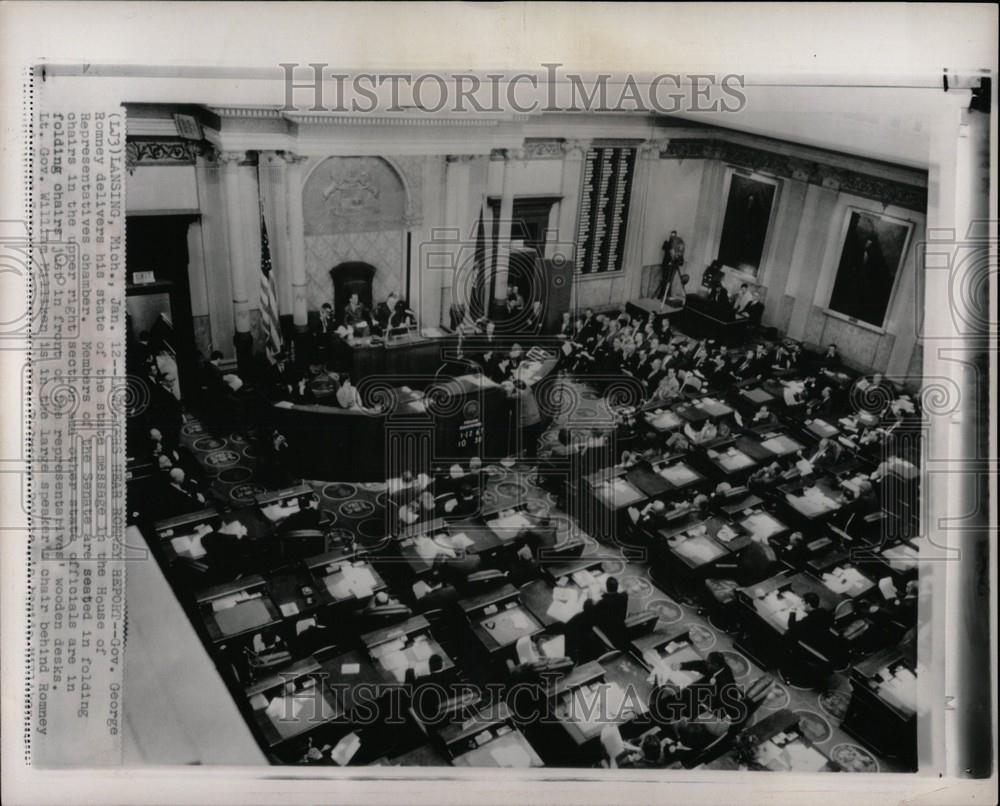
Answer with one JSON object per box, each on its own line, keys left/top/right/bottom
{"left": 658, "top": 463, "right": 699, "bottom": 486}
{"left": 488, "top": 511, "right": 532, "bottom": 536}
{"left": 414, "top": 535, "right": 455, "bottom": 560}
{"left": 279, "top": 602, "right": 300, "bottom": 617}
{"left": 761, "top": 435, "right": 801, "bottom": 455}
{"left": 325, "top": 564, "right": 378, "bottom": 599}
{"left": 488, "top": 739, "right": 533, "bottom": 767}
{"left": 411, "top": 636, "right": 433, "bottom": 662}
{"left": 546, "top": 589, "right": 583, "bottom": 623}
{"left": 170, "top": 532, "right": 207, "bottom": 560}
{"left": 757, "top": 738, "right": 829, "bottom": 772}
{"left": 571, "top": 569, "right": 596, "bottom": 588}
{"left": 882, "top": 543, "right": 918, "bottom": 571}
{"left": 211, "top": 591, "right": 255, "bottom": 612}
{"left": 758, "top": 590, "right": 807, "bottom": 630}
{"left": 877, "top": 666, "right": 917, "bottom": 714}
{"left": 261, "top": 501, "right": 299, "bottom": 523}
{"left": 821, "top": 566, "right": 871, "bottom": 596}
{"left": 539, "top": 634, "right": 565, "bottom": 659}
{"left": 878, "top": 576, "right": 899, "bottom": 600}
{"left": 597, "top": 478, "right": 644, "bottom": 506}
{"left": 448, "top": 532, "right": 475, "bottom": 550}
{"left": 741, "top": 512, "right": 784, "bottom": 540}
{"left": 330, "top": 732, "right": 361, "bottom": 766}
{"left": 715, "top": 525, "right": 738, "bottom": 543}
{"left": 341, "top": 662, "right": 361, "bottom": 675}
{"left": 719, "top": 449, "right": 754, "bottom": 471}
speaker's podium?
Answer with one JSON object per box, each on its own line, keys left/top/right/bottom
{"left": 626, "top": 296, "right": 685, "bottom": 330}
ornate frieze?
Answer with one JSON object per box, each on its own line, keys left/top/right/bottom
{"left": 659, "top": 137, "right": 927, "bottom": 211}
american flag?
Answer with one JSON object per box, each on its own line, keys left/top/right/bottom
{"left": 258, "top": 200, "right": 283, "bottom": 363}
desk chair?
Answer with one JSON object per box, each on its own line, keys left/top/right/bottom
{"left": 782, "top": 637, "right": 837, "bottom": 691}
{"left": 600, "top": 724, "right": 630, "bottom": 768}
{"left": 833, "top": 599, "right": 872, "bottom": 661}
{"left": 463, "top": 569, "right": 508, "bottom": 593}
{"left": 731, "top": 674, "right": 775, "bottom": 729}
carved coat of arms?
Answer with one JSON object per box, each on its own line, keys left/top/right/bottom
{"left": 321, "top": 167, "right": 381, "bottom": 215}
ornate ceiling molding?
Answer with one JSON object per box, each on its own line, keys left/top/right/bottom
{"left": 522, "top": 138, "right": 565, "bottom": 159}
{"left": 124, "top": 139, "right": 198, "bottom": 171}
{"left": 660, "top": 137, "right": 927, "bottom": 211}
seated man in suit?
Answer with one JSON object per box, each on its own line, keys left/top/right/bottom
{"left": 361, "top": 591, "right": 412, "bottom": 624}
{"left": 672, "top": 651, "right": 737, "bottom": 715}
{"left": 201, "top": 518, "right": 258, "bottom": 581}
{"left": 802, "top": 437, "right": 842, "bottom": 474}
{"left": 314, "top": 301, "right": 337, "bottom": 358}
{"left": 441, "top": 480, "right": 480, "bottom": 519}
{"left": 342, "top": 292, "right": 370, "bottom": 331}
{"left": 388, "top": 298, "right": 418, "bottom": 331}
{"left": 276, "top": 493, "right": 322, "bottom": 534}
{"left": 373, "top": 293, "right": 397, "bottom": 333}
{"left": 786, "top": 591, "right": 835, "bottom": 654}
{"left": 592, "top": 576, "right": 629, "bottom": 646}
{"left": 165, "top": 467, "right": 207, "bottom": 513}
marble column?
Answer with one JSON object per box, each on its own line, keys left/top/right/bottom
{"left": 623, "top": 140, "right": 662, "bottom": 299}
{"left": 688, "top": 159, "right": 727, "bottom": 282}
{"left": 492, "top": 148, "right": 516, "bottom": 313}
{"left": 282, "top": 152, "right": 310, "bottom": 362}
{"left": 218, "top": 149, "right": 254, "bottom": 375}
{"left": 556, "top": 139, "right": 588, "bottom": 308}
{"left": 784, "top": 183, "right": 840, "bottom": 343}
{"left": 760, "top": 177, "right": 809, "bottom": 331}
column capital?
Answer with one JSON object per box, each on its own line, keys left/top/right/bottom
{"left": 258, "top": 150, "right": 290, "bottom": 169}
{"left": 561, "top": 139, "right": 590, "bottom": 158}
{"left": 639, "top": 139, "right": 670, "bottom": 159}
{"left": 279, "top": 151, "right": 309, "bottom": 166}
{"left": 490, "top": 147, "right": 528, "bottom": 162}
{"left": 214, "top": 149, "right": 248, "bottom": 167}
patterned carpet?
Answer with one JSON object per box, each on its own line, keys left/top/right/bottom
{"left": 176, "top": 371, "right": 899, "bottom": 773}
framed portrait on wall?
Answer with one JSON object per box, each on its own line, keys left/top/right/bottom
{"left": 716, "top": 171, "right": 778, "bottom": 278}
{"left": 827, "top": 209, "right": 914, "bottom": 328}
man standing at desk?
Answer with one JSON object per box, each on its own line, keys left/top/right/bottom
{"left": 507, "top": 379, "right": 545, "bottom": 459}
{"left": 592, "top": 576, "right": 629, "bottom": 647}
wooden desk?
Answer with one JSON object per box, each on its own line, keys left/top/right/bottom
{"left": 521, "top": 558, "right": 610, "bottom": 627}
{"left": 460, "top": 584, "right": 544, "bottom": 654}
{"left": 756, "top": 430, "right": 806, "bottom": 459}
{"left": 551, "top": 656, "right": 649, "bottom": 747}
{"left": 651, "top": 459, "right": 705, "bottom": 492}
{"left": 674, "top": 401, "right": 713, "bottom": 426}
{"left": 267, "top": 565, "right": 333, "bottom": 621}
{"left": 643, "top": 408, "right": 684, "bottom": 433}
{"left": 362, "top": 614, "right": 455, "bottom": 684}
{"left": 196, "top": 576, "right": 283, "bottom": 644}
{"left": 735, "top": 709, "right": 840, "bottom": 772}
{"left": 394, "top": 518, "right": 501, "bottom": 577}
{"left": 245, "top": 656, "right": 341, "bottom": 748}
{"left": 152, "top": 507, "right": 220, "bottom": 565}
{"left": 736, "top": 571, "right": 844, "bottom": 667}
{"left": 842, "top": 636, "right": 917, "bottom": 766}
{"left": 781, "top": 477, "right": 848, "bottom": 521}
{"left": 702, "top": 443, "right": 758, "bottom": 480}
{"left": 625, "top": 461, "right": 673, "bottom": 498}
{"left": 805, "top": 551, "right": 877, "bottom": 599}
{"left": 318, "top": 648, "right": 388, "bottom": 720}
{"left": 451, "top": 727, "right": 544, "bottom": 768}
{"left": 304, "top": 553, "right": 387, "bottom": 607}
